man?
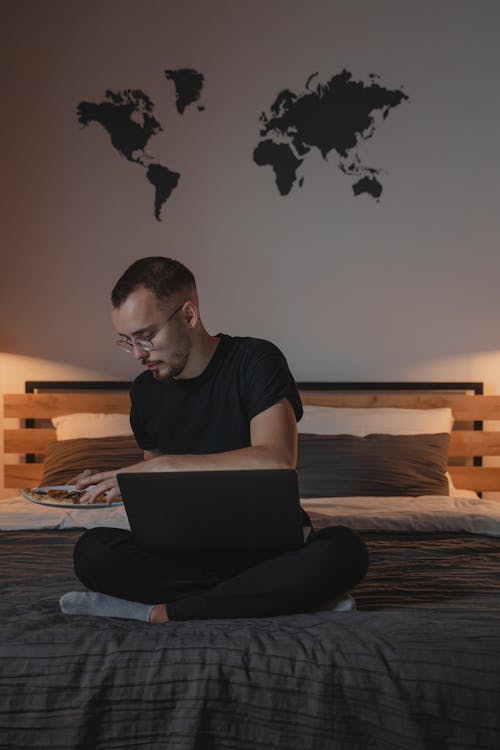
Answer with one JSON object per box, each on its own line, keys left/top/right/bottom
{"left": 61, "top": 257, "right": 368, "bottom": 623}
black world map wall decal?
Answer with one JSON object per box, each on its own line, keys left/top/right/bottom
{"left": 77, "top": 69, "right": 409, "bottom": 221}
{"left": 254, "top": 70, "right": 409, "bottom": 199}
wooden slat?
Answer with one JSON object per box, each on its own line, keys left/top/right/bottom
{"left": 448, "top": 431, "right": 500, "bottom": 457}
{"left": 4, "top": 392, "right": 130, "bottom": 419}
{"left": 4, "top": 464, "right": 44, "bottom": 488}
{"left": 448, "top": 467, "right": 500, "bottom": 492}
{"left": 4, "top": 428, "right": 57, "bottom": 453}
{"left": 298, "top": 392, "right": 500, "bottom": 420}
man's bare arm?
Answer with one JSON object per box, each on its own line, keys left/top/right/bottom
{"left": 76, "top": 399, "right": 298, "bottom": 503}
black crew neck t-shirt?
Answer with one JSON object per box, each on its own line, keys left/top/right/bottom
{"left": 130, "top": 334, "right": 303, "bottom": 454}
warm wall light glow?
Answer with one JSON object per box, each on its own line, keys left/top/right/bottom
{"left": 359, "top": 351, "right": 500, "bottom": 396}
{"left": 0, "top": 353, "right": 123, "bottom": 393}
{"left": 0, "top": 354, "right": 126, "bottom": 489}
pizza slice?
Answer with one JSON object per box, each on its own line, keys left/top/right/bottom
{"left": 22, "top": 488, "right": 111, "bottom": 505}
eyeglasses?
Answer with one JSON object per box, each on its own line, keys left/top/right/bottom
{"left": 115, "top": 303, "right": 185, "bottom": 353}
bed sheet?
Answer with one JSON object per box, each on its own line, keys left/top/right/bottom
{"left": 3, "top": 492, "right": 500, "bottom": 539}
{"left": 303, "top": 494, "right": 500, "bottom": 536}
{"left": 0, "top": 493, "right": 130, "bottom": 530}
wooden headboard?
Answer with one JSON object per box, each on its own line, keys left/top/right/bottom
{"left": 4, "top": 380, "right": 500, "bottom": 491}
{"left": 4, "top": 382, "right": 131, "bottom": 487}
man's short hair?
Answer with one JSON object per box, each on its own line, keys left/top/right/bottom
{"left": 111, "top": 257, "right": 196, "bottom": 308}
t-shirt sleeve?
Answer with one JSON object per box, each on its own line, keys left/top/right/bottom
{"left": 242, "top": 341, "right": 303, "bottom": 422}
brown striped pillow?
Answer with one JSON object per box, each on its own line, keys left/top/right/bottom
{"left": 41, "top": 437, "right": 144, "bottom": 486}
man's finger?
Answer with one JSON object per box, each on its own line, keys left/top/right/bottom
{"left": 105, "top": 487, "right": 120, "bottom": 506}
{"left": 71, "top": 469, "right": 94, "bottom": 487}
{"left": 77, "top": 475, "right": 101, "bottom": 488}
{"left": 76, "top": 470, "right": 111, "bottom": 489}
{"left": 79, "top": 482, "right": 108, "bottom": 504}
{"left": 79, "top": 477, "right": 118, "bottom": 504}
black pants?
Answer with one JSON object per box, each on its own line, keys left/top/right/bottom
{"left": 73, "top": 525, "right": 369, "bottom": 621}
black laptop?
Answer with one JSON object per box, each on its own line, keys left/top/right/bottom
{"left": 117, "top": 469, "right": 304, "bottom": 554}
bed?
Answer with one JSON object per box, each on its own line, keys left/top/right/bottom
{"left": 2, "top": 380, "right": 500, "bottom": 749}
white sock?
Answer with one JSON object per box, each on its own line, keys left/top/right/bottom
{"left": 333, "top": 593, "right": 356, "bottom": 611}
{"left": 60, "top": 591, "right": 155, "bottom": 622}
{"left": 317, "top": 593, "right": 356, "bottom": 612}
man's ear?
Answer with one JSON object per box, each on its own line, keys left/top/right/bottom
{"left": 183, "top": 300, "right": 199, "bottom": 327}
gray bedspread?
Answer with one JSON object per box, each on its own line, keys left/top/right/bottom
{"left": 1, "top": 527, "right": 500, "bottom": 749}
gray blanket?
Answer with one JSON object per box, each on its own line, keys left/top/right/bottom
{"left": 1, "top": 529, "right": 500, "bottom": 749}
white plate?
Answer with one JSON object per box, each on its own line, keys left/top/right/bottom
{"left": 20, "top": 485, "right": 123, "bottom": 509}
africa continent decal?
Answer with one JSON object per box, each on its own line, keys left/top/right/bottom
{"left": 253, "top": 70, "right": 409, "bottom": 200}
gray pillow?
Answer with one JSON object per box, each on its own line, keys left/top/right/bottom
{"left": 297, "top": 433, "right": 450, "bottom": 498}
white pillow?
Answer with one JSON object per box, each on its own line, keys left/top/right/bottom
{"left": 298, "top": 406, "right": 453, "bottom": 436}
{"left": 51, "top": 413, "right": 133, "bottom": 440}
{"left": 446, "top": 471, "right": 478, "bottom": 498}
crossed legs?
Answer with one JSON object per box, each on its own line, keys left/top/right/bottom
{"left": 67, "top": 525, "right": 369, "bottom": 621}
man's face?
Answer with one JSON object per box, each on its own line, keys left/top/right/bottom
{"left": 112, "top": 287, "right": 191, "bottom": 381}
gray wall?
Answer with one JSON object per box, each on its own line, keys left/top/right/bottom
{"left": 1, "top": 1, "right": 500, "bottom": 481}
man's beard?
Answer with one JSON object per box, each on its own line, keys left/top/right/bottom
{"left": 150, "top": 348, "right": 190, "bottom": 381}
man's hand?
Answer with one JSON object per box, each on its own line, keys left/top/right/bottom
{"left": 73, "top": 469, "right": 120, "bottom": 506}
{"left": 69, "top": 468, "right": 94, "bottom": 487}
{"left": 72, "top": 458, "right": 151, "bottom": 505}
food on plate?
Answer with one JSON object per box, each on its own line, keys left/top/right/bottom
{"left": 22, "top": 488, "right": 111, "bottom": 505}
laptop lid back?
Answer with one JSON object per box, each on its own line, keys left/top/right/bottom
{"left": 117, "top": 469, "right": 304, "bottom": 553}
